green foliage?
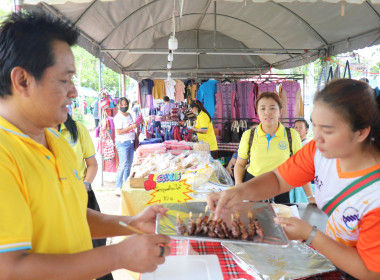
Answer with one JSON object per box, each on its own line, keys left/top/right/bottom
{"left": 72, "top": 45, "right": 129, "bottom": 96}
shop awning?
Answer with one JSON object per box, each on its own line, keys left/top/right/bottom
{"left": 22, "top": 0, "right": 380, "bottom": 80}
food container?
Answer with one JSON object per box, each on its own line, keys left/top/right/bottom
{"left": 223, "top": 241, "right": 336, "bottom": 280}
{"left": 156, "top": 201, "right": 289, "bottom": 246}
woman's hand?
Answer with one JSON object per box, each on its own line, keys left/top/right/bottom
{"left": 207, "top": 187, "right": 245, "bottom": 219}
{"left": 129, "top": 205, "right": 168, "bottom": 234}
{"left": 274, "top": 217, "right": 313, "bottom": 241}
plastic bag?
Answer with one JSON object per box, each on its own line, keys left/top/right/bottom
{"left": 213, "top": 160, "right": 234, "bottom": 186}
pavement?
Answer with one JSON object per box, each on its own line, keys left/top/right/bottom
{"left": 89, "top": 129, "right": 137, "bottom": 280}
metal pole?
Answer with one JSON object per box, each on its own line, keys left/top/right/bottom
{"left": 14, "top": 0, "right": 22, "bottom": 12}
{"left": 213, "top": 1, "right": 216, "bottom": 49}
{"left": 98, "top": 55, "right": 104, "bottom": 186}
{"left": 122, "top": 72, "right": 126, "bottom": 97}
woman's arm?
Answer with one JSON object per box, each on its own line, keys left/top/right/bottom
{"left": 192, "top": 128, "right": 207, "bottom": 134}
{"left": 83, "top": 156, "right": 98, "bottom": 185}
{"left": 116, "top": 123, "right": 137, "bottom": 135}
{"left": 301, "top": 182, "right": 316, "bottom": 204}
{"left": 233, "top": 157, "right": 248, "bottom": 185}
{"left": 276, "top": 217, "right": 380, "bottom": 279}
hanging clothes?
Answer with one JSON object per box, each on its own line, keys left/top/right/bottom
{"left": 139, "top": 79, "right": 154, "bottom": 109}
{"left": 152, "top": 79, "right": 166, "bottom": 100}
{"left": 174, "top": 80, "right": 185, "bottom": 102}
{"left": 185, "top": 79, "right": 197, "bottom": 105}
{"left": 164, "top": 78, "right": 176, "bottom": 100}
{"left": 214, "top": 82, "right": 236, "bottom": 134}
{"left": 234, "top": 81, "right": 256, "bottom": 121}
{"left": 280, "top": 81, "right": 302, "bottom": 127}
{"left": 197, "top": 79, "right": 218, "bottom": 118}
{"left": 257, "top": 82, "right": 278, "bottom": 96}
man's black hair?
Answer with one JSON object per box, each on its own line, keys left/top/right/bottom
{"left": 0, "top": 12, "right": 79, "bottom": 98}
{"left": 163, "top": 96, "right": 170, "bottom": 102}
{"left": 294, "top": 118, "right": 309, "bottom": 129}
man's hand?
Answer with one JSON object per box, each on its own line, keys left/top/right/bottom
{"left": 116, "top": 233, "right": 171, "bottom": 273}
{"left": 129, "top": 205, "right": 168, "bottom": 234}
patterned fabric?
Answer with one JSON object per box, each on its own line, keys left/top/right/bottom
{"left": 169, "top": 240, "right": 345, "bottom": 280}
{"left": 280, "top": 81, "right": 302, "bottom": 127}
{"left": 235, "top": 81, "right": 256, "bottom": 120}
{"left": 257, "top": 82, "right": 278, "bottom": 95}
{"left": 217, "top": 142, "right": 240, "bottom": 152}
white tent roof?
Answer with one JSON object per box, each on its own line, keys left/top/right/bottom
{"left": 23, "top": 0, "right": 380, "bottom": 80}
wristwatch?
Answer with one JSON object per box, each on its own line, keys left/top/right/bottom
{"left": 84, "top": 182, "right": 92, "bottom": 192}
{"left": 307, "top": 195, "right": 315, "bottom": 199}
{"left": 304, "top": 226, "right": 318, "bottom": 246}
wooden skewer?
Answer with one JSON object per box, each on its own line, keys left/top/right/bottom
{"left": 189, "top": 211, "right": 193, "bottom": 220}
{"left": 204, "top": 204, "right": 209, "bottom": 213}
{"left": 119, "top": 221, "right": 145, "bottom": 235}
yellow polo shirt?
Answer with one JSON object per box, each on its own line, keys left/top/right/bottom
{"left": 238, "top": 122, "right": 302, "bottom": 177}
{"left": 60, "top": 121, "right": 96, "bottom": 181}
{"left": 195, "top": 111, "right": 218, "bottom": 151}
{"left": 0, "top": 116, "right": 92, "bottom": 254}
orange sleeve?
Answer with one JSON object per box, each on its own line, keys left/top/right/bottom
{"left": 357, "top": 208, "right": 380, "bottom": 273}
{"left": 277, "top": 140, "right": 316, "bottom": 186}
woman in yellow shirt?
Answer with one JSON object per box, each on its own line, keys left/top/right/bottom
{"left": 234, "top": 92, "right": 314, "bottom": 204}
{"left": 190, "top": 100, "right": 218, "bottom": 152}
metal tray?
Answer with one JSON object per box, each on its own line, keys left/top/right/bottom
{"left": 156, "top": 201, "right": 289, "bottom": 246}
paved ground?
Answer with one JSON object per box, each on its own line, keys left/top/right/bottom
{"left": 90, "top": 130, "right": 137, "bottom": 280}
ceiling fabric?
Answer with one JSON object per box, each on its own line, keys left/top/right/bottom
{"left": 22, "top": 0, "right": 380, "bottom": 80}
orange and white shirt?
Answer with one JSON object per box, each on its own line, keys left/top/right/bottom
{"left": 278, "top": 140, "right": 380, "bottom": 273}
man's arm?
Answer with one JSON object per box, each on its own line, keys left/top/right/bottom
{"left": 0, "top": 233, "right": 170, "bottom": 280}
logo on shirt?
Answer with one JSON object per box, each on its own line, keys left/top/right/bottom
{"left": 314, "top": 175, "right": 324, "bottom": 190}
{"left": 342, "top": 207, "right": 360, "bottom": 231}
{"left": 278, "top": 141, "right": 288, "bottom": 150}
{"left": 74, "top": 169, "right": 81, "bottom": 180}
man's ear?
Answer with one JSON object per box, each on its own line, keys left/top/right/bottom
{"left": 10, "top": 67, "right": 32, "bottom": 96}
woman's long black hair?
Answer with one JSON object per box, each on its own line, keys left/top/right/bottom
{"left": 190, "top": 100, "right": 212, "bottom": 122}
{"left": 58, "top": 113, "right": 78, "bottom": 143}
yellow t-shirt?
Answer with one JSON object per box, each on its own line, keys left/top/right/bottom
{"left": 0, "top": 116, "right": 92, "bottom": 254}
{"left": 60, "top": 121, "right": 96, "bottom": 180}
{"left": 238, "top": 122, "right": 302, "bottom": 176}
{"left": 195, "top": 111, "right": 218, "bottom": 151}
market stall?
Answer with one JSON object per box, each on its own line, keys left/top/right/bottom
{"left": 20, "top": 1, "right": 380, "bottom": 279}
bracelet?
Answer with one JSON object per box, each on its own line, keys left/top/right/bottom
{"left": 307, "top": 195, "right": 315, "bottom": 199}
{"left": 304, "top": 225, "right": 317, "bottom": 246}
{"left": 84, "top": 182, "right": 92, "bottom": 192}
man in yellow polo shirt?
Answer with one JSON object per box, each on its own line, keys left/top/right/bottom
{"left": 0, "top": 12, "right": 170, "bottom": 279}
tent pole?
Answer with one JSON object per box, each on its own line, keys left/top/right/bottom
{"left": 213, "top": 1, "right": 216, "bottom": 49}
{"left": 122, "top": 72, "right": 126, "bottom": 97}
{"left": 98, "top": 56, "right": 104, "bottom": 187}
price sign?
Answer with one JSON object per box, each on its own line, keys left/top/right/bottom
{"left": 144, "top": 171, "right": 195, "bottom": 205}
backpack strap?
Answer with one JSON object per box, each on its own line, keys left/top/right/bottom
{"left": 285, "top": 127, "right": 293, "bottom": 157}
{"left": 322, "top": 169, "right": 380, "bottom": 217}
{"left": 247, "top": 128, "right": 256, "bottom": 159}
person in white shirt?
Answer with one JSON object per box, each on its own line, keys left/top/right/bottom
{"left": 294, "top": 119, "right": 310, "bottom": 146}
{"left": 114, "top": 97, "right": 136, "bottom": 195}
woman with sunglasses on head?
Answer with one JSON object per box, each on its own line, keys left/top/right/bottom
{"left": 190, "top": 99, "right": 218, "bottom": 153}
{"left": 208, "top": 79, "right": 380, "bottom": 279}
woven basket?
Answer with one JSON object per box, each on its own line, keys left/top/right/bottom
{"left": 193, "top": 141, "right": 210, "bottom": 152}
